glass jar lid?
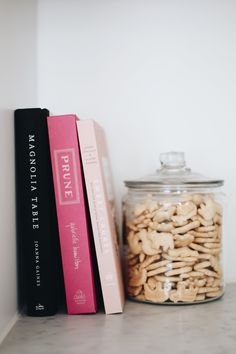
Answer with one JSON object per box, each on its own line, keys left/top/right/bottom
{"left": 124, "top": 152, "right": 224, "bottom": 190}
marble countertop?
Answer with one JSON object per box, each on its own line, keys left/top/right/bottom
{"left": 1, "top": 283, "right": 236, "bottom": 354}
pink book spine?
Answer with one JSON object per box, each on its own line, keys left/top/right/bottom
{"left": 47, "top": 115, "right": 96, "bottom": 314}
{"left": 77, "top": 120, "right": 124, "bottom": 314}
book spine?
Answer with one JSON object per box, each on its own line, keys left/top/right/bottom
{"left": 14, "top": 108, "right": 58, "bottom": 316}
{"left": 47, "top": 115, "right": 96, "bottom": 314}
{"left": 77, "top": 120, "right": 124, "bottom": 314}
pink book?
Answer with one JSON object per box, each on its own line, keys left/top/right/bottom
{"left": 77, "top": 120, "right": 125, "bottom": 314}
{"left": 47, "top": 115, "right": 96, "bottom": 314}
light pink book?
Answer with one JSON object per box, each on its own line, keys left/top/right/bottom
{"left": 77, "top": 120, "right": 125, "bottom": 314}
{"left": 47, "top": 115, "right": 96, "bottom": 314}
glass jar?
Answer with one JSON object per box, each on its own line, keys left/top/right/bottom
{"left": 123, "top": 152, "right": 224, "bottom": 304}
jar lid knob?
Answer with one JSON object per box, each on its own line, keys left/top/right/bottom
{"left": 160, "top": 152, "right": 186, "bottom": 169}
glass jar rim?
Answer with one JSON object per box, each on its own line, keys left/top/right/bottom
{"left": 124, "top": 180, "right": 224, "bottom": 189}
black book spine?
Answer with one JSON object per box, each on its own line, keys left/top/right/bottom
{"left": 15, "top": 108, "right": 59, "bottom": 316}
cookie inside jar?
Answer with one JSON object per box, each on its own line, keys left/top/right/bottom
{"left": 124, "top": 152, "right": 224, "bottom": 305}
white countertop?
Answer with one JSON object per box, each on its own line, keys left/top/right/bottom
{"left": 1, "top": 283, "right": 236, "bottom": 354}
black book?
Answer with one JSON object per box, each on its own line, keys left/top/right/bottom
{"left": 15, "top": 108, "right": 60, "bottom": 316}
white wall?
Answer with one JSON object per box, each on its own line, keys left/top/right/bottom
{"left": 37, "top": 0, "right": 236, "bottom": 282}
{"left": 0, "top": 0, "right": 37, "bottom": 342}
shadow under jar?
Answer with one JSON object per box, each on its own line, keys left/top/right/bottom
{"left": 123, "top": 152, "right": 224, "bottom": 305}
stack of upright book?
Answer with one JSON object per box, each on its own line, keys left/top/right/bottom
{"left": 15, "top": 109, "right": 125, "bottom": 316}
